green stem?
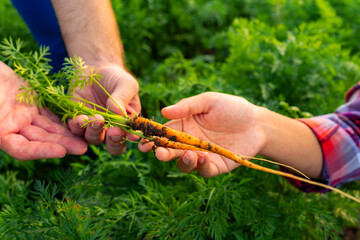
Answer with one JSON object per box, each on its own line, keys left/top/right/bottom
{"left": 16, "top": 50, "right": 53, "bottom": 87}
{"left": 59, "top": 97, "right": 130, "bottom": 126}
{"left": 68, "top": 95, "right": 110, "bottom": 112}
{"left": 92, "top": 78, "right": 127, "bottom": 116}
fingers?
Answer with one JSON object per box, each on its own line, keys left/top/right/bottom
{"left": 128, "top": 95, "right": 141, "bottom": 114}
{"left": 162, "top": 92, "right": 217, "bottom": 120}
{"left": 0, "top": 134, "right": 67, "bottom": 161}
{"left": 20, "top": 125, "right": 87, "bottom": 155}
{"left": 177, "top": 151, "right": 198, "bottom": 173}
{"left": 177, "top": 152, "right": 221, "bottom": 177}
{"left": 105, "top": 126, "right": 127, "bottom": 155}
{"left": 103, "top": 77, "right": 141, "bottom": 154}
{"left": 68, "top": 111, "right": 138, "bottom": 154}
{"left": 126, "top": 131, "right": 140, "bottom": 142}
{"left": 31, "top": 113, "right": 88, "bottom": 155}
{"left": 107, "top": 93, "right": 141, "bottom": 115}
{"left": 138, "top": 139, "right": 222, "bottom": 177}
{"left": 33, "top": 114, "right": 71, "bottom": 136}
{"left": 138, "top": 140, "right": 185, "bottom": 161}
{"left": 68, "top": 114, "right": 88, "bottom": 136}
{"left": 106, "top": 74, "right": 141, "bottom": 115}
{"left": 196, "top": 154, "right": 222, "bottom": 178}
{"left": 138, "top": 139, "right": 154, "bottom": 152}
{"left": 155, "top": 147, "right": 184, "bottom": 162}
{"left": 69, "top": 114, "right": 106, "bottom": 145}
{"left": 64, "top": 113, "right": 133, "bottom": 155}
{"left": 84, "top": 114, "right": 106, "bottom": 145}
{"left": 106, "top": 96, "right": 127, "bottom": 116}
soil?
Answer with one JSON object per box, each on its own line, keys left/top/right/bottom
{"left": 129, "top": 115, "right": 167, "bottom": 137}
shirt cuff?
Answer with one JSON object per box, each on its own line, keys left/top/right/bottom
{"left": 282, "top": 115, "right": 360, "bottom": 193}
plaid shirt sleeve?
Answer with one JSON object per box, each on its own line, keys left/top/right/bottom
{"left": 285, "top": 83, "right": 360, "bottom": 193}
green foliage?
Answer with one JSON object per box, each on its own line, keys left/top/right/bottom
{"left": 1, "top": 0, "right": 360, "bottom": 239}
{"left": 222, "top": 17, "right": 359, "bottom": 114}
{"left": 331, "top": 0, "right": 360, "bottom": 54}
{"left": 111, "top": 0, "right": 248, "bottom": 77}
{"left": 0, "top": 0, "right": 37, "bottom": 51}
{"left": 1, "top": 38, "right": 52, "bottom": 107}
{"left": 2, "top": 145, "right": 358, "bottom": 239}
{"left": 140, "top": 51, "right": 223, "bottom": 119}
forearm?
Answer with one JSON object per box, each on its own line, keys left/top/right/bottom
{"left": 256, "top": 106, "right": 323, "bottom": 179}
{"left": 51, "top": 0, "right": 125, "bottom": 67}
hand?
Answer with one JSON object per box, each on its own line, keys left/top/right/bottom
{"left": 0, "top": 62, "right": 87, "bottom": 161}
{"left": 68, "top": 63, "right": 141, "bottom": 155}
{"left": 139, "top": 92, "right": 267, "bottom": 177}
{"left": 51, "top": 0, "right": 141, "bottom": 155}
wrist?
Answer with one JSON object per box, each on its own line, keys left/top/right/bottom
{"left": 255, "top": 106, "right": 323, "bottom": 178}
{"left": 253, "top": 106, "right": 271, "bottom": 157}
{"left": 68, "top": 48, "right": 125, "bottom": 69}
{"left": 255, "top": 105, "right": 299, "bottom": 158}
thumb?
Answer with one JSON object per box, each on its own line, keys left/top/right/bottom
{"left": 162, "top": 92, "right": 216, "bottom": 120}
{"left": 106, "top": 77, "right": 140, "bottom": 115}
{"left": 106, "top": 95, "right": 127, "bottom": 116}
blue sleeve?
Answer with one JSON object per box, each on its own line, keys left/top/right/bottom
{"left": 10, "top": 0, "right": 68, "bottom": 72}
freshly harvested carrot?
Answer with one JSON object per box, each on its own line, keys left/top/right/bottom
{"left": 152, "top": 136, "right": 208, "bottom": 152}
{"left": 131, "top": 116, "right": 360, "bottom": 203}
{"left": 129, "top": 115, "right": 215, "bottom": 151}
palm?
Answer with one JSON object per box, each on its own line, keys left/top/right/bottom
{"left": 0, "top": 78, "right": 37, "bottom": 136}
{"left": 0, "top": 62, "right": 87, "bottom": 160}
{"left": 73, "top": 64, "right": 140, "bottom": 114}
{"left": 0, "top": 61, "right": 40, "bottom": 132}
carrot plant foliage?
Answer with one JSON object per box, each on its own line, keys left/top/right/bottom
{"left": 1, "top": 0, "right": 360, "bottom": 239}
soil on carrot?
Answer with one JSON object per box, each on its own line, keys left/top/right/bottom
{"left": 129, "top": 115, "right": 175, "bottom": 140}
{"left": 129, "top": 115, "right": 215, "bottom": 150}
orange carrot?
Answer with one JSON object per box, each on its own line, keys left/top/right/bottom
{"left": 152, "top": 136, "right": 208, "bottom": 152}
{"left": 130, "top": 116, "right": 214, "bottom": 151}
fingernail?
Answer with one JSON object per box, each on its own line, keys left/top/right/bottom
{"left": 183, "top": 151, "right": 193, "bottom": 165}
{"left": 163, "top": 105, "right": 175, "bottom": 111}
{"left": 140, "top": 139, "right": 149, "bottom": 145}
{"left": 92, "top": 123, "right": 100, "bottom": 129}
{"left": 111, "top": 135, "right": 123, "bottom": 142}
{"left": 183, "top": 156, "right": 191, "bottom": 165}
{"left": 199, "top": 156, "right": 205, "bottom": 164}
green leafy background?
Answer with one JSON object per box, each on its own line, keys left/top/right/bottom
{"left": 1, "top": 0, "right": 360, "bottom": 239}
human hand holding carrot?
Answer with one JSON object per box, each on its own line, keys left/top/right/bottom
{"left": 67, "top": 64, "right": 140, "bottom": 155}
{"left": 52, "top": 0, "right": 141, "bottom": 155}
{"left": 139, "top": 92, "right": 323, "bottom": 179}
{"left": 139, "top": 92, "right": 267, "bottom": 177}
